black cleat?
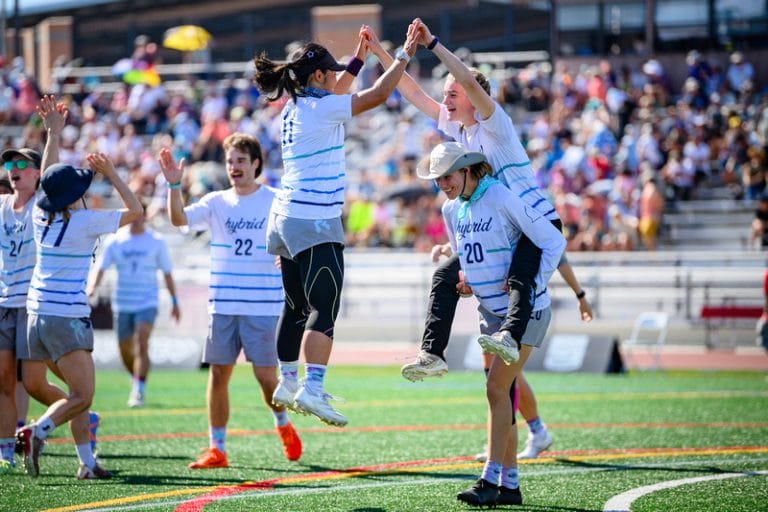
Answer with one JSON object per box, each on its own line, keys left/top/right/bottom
{"left": 14, "top": 431, "right": 25, "bottom": 456}
{"left": 457, "top": 478, "right": 499, "bottom": 507}
{"left": 497, "top": 486, "right": 523, "bottom": 506}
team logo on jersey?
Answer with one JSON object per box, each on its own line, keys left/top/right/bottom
{"left": 456, "top": 217, "right": 493, "bottom": 240}
{"left": 121, "top": 249, "right": 148, "bottom": 259}
{"left": 224, "top": 217, "right": 266, "bottom": 235}
{"left": 3, "top": 221, "right": 25, "bottom": 237}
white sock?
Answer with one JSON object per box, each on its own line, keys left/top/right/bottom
{"left": 273, "top": 409, "right": 289, "bottom": 427}
{"left": 304, "top": 363, "right": 326, "bottom": 395}
{"left": 278, "top": 361, "right": 299, "bottom": 382}
{"left": 34, "top": 416, "right": 56, "bottom": 440}
{"left": 75, "top": 443, "right": 96, "bottom": 468}
{"left": 0, "top": 437, "right": 15, "bottom": 463}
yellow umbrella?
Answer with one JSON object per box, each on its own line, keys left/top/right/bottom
{"left": 162, "top": 25, "right": 212, "bottom": 52}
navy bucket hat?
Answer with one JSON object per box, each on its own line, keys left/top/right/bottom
{"left": 37, "top": 163, "right": 94, "bottom": 212}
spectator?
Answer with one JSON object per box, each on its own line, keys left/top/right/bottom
{"left": 638, "top": 164, "right": 665, "bottom": 251}
{"left": 742, "top": 146, "right": 766, "bottom": 201}
{"left": 726, "top": 51, "right": 754, "bottom": 94}
{"left": 750, "top": 193, "right": 768, "bottom": 250}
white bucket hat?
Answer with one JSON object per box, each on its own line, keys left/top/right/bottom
{"left": 416, "top": 142, "right": 486, "bottom": 180}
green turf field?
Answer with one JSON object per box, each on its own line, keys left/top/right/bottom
{"left": 2, "top": 366, "right": 767, "bottom": 512}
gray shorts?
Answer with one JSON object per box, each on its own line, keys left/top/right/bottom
{"left": 203, "top": 314, "right": 278, "bottom": 366}
{"left": 0, "top": 306, "right": 26, "bottom": 353}
{"left": 479, "top": 305, "right": 551, "bottom": 348}
{"left": 267, "top": 212, "right": 345, "bottom": 260}
{"left": 25, "top": 314, "right": 94, "bottom": 362}
{"left": 115, "top": 307, "right": 158, "bottom": 341}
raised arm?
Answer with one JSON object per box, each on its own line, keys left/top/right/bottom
{"left": 86, "top": 153, "right": 142, "bottom": 227}
{"left": 37, "top": 95, "right": 68, "bottom": 172}
{"left": 413, "top": 18, "right": 495, "bottom": 120}
{"left": 350, "top": 22, "right": 418, "bottom": 116}
{"left": 334, "top": 27, "right": 368, "bottom": 95}
{"left": 362, "top": 24, "right": 441, "bottom": 120}
{"left": 157, "top": 148, "right": 188, "bottom": 227}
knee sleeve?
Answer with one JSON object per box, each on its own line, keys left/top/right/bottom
{"left": 300, "top": 243, "right": 344, "bottom": 339}
{"left": 510, "top": 377, "right": 518, "bottom": 425}
{"left": 276, "top": 257, "right": 309, "bottom": 361}
{"left": 422, "top": 254, "right": 461, "bottom": 356}
{"left": 502, "top": 236, "right": 542, "bottom": 342}
{"left": 433, "top": 254, "right": 461, "bottom": 290}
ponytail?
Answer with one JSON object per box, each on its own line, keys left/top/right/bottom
{"left": 253, "top": 52, "right": 304, "bottom": 102}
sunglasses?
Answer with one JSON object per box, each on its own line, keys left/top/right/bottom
{"left": 3, "top": 160, "right": 36, "bottom": 171}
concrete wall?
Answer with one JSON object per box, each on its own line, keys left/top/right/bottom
{"left": 36, "top": 17, "right": 73, "bottom": 92}
{"left": 312, "top": 4, "right": 382, "bottom": 61}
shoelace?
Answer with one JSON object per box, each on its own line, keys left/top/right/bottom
{"left": 318, "top": 391, "right": 346, "bottom": 405}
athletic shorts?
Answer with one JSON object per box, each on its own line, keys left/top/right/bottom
{"left": 267, "top": 212, "right": 345, "bottom": 260}
{"left": 115, "top": 308, "right": 158, "bottom": 342}
{"left": 479, "top": 305, "right": 551, "bottom": 348}
{"left": 639, "top": 217, "right": 659, "bottom": 239}
{"left": 25, "top": 314, "right": 94, "bottom": 362}
{"left": 203, "top": 314, "right": 278, "bottom": 366}
{"left": 0, "top": 306, "right": 26, "bottom": 353}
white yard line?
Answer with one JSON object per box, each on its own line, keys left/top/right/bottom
{"left": 603, "top": 470, "right": 768, "bottom": 512}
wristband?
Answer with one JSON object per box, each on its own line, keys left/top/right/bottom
{"left": 171, "top": 296, "right": 178, "bottom": 306}
{"left": 345, "top": 57, "right": 364, "bottom": 76}
{"left": 576, "top": 290, "right": 586, "bottom": 300}
{"left": 395, "top": 47, "right": 410, "bottom": 63}
{"left": 427, "top": 36, "right": 439, "bottom": 51}
{"left": 168, "top": 181, "right": 182, "bottom": 190}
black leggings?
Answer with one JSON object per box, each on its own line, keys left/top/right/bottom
{"left": 421, "top": 219, "right": 563, "bottom": 358}
{"left": 276, "top": 242, "right": 344, "bottom": 362}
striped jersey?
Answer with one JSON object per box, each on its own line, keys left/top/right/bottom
{"left": 438, "top": 102, "right": 559, "bottom": 221}
{"left": 184, "top": 186, "right": 283, "bottom": 316}
{"left": 275, "top": 92, "right": 352, "bottom": 220}
{"left": 27, "top": 208, "right": 121, "bottom": 318}
{"left": 442, "top": 181, "right": 565, "bottom": 315}
{"left": 95, "top": 227, "right": 173, "bottom": 313}
{"left": 0, "top": 194, "right": 36, "bottom": 308}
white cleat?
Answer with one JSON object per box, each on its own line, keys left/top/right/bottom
{"left": 127, "top": 391, "right": 144, "bottom": 408}
{"left": 76, "top": 462, "right": 113, "bottom": 480}
{"left": 474, "top": 444, "right": 488, "bottom": 463}
{"left": 517, "top": 428, "right": 553, "bottom": 459}
{"left": 477, "top": 330, "right": 520, "bottom": 365}
{"left": 400, "top": 350, "right": 449, "bottom": 382}
{"left": 294, "top": 387, "right": 348, "bottom": 427}
{"left": 272, "top": 377, "right": 300, "bottom": 412}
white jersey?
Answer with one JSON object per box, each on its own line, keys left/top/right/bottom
{"left": 275, "top": 91, "right": 352, "bottom": 220}
{"left": 27, "top": 208, "right": 121, "bottom": 318}
{"left": 439, "top": 102, "right": 559, "bottom": 221}
{"left": 0, "top": 194, "right": 36, "bottom": 308}
{"left": 95, "top": 227, "right": 173, "bottom": 313}
{"left": 184, "top": 186, "right": 283, "bottom": 316}
{"left": 442, "top": 180, "right": 565, "bottom": 315}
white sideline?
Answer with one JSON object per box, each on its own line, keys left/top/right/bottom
{"left": 603, "top": 470, "right": 768, "bottom": 512}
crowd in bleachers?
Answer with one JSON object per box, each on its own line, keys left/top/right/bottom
{"left": 1, "top": 44, "right": 766, "bottom": 252}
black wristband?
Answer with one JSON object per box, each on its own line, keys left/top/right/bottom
{"left": 576, "top": 290, "right": 586, "bottom": 300}
{"left": 427, "top": 36, "right": 439, "bottom": 51}
{"left": 346, "top": 57, "right": 364, "bottom": 76}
